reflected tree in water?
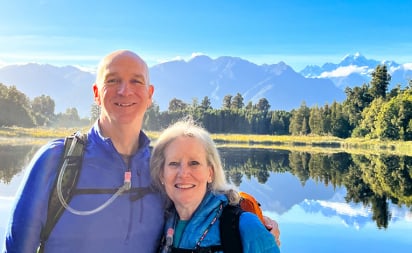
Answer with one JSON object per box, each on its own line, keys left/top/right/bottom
{"left": 0, "top": 145, "right": 39, "bottom": 183}
{"left": 288, "top": 152, "right": 310, "bottom": 184}
{"left": 308, "top": 152, "right": 351, "bottom": 187}
{"left": 371, "top": 195, "right": 391, "bottom": 229}
{"left": 221, "top": 148, "right": 290, "bottom": 186}
{"left": 226, "top": 171, "right": 243, "bottom": 186}
{"left": 219, "top": 147, "right": 412, "bottom": 229}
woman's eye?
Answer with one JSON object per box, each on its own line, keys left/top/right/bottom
{"left": 168, "top": 161, "right": 179, "bottom": 167}
{"left": 190, "top": 161, "right": 200, "bottom": 166}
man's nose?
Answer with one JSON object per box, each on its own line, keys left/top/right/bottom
{"left": 118, "top": 81, "right": 132, "bottom": 95}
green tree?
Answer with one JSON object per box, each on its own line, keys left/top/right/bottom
{"left": 90, "top": 103, "right": 101, "bottom": 123}
{"left": 309, "top": 105, "right": 323, "bottom": 135}
{"left": 353, "top": 98, "right": 385, "bottom": 138}
{"left": 168, "top": 98, "right": 187, "bottom": 111}
{"left": 231, "top": 93, "right": 244, "bottom": 110}
{"left": 370, "top": 64, "right": 391, "bottom": 100}
{"left": 269, "top": 111, "right": 290, "bottom": 135}
{"left": 330, "top": 101, "right": 350, "bottom": 138}
{"left": 0, "top": 84, "right": 35, "bottom": 127}
{"left": 144, "top": 102, "right": 161, "bottom": 131}
{"left": 200, "top": 96, "right": 212, "bottom": 110}
{"left": 222, "top": 95, "right": 232, "bottom": 110}
{"left": 289, "top": 102, "right": 310, "bottom": 135}
{"left": 255, "top": 98, "right": 270, "bottom": 114}
{"left": 376, "top": 90, "right": 412, "bottom": 140}
{"left": 32, "top": 95, "right": 55, "bottom": 126}
{"left": 344, "top": 84, "right": 373, "bottom": 128}
{"left": 245, "top": 101, "right": 253, "bottom": 111}
{"left": 54, "top": 108, "right": 82, "bottom": 127}
{"left": 388, "top": 84, "right": 401, "bottom": 99}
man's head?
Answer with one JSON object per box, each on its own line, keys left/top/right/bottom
{"left": 93, "top": 50, "right": 154, "bottom": 129}
{"left": 95, "top": 50, "right": 150, "bottom": 86}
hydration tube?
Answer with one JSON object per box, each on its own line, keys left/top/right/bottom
{"left": 56, "top": 146, "right": 132, "bottom": 215}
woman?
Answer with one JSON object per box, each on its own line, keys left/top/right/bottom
{"left": 151, "top": 119, "right": 280, "bottom": 252}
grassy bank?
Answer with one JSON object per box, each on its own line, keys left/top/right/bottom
{"left": 210, "top": 133, "right": 412, "bottom": 156}
{"left": 1, "top": 126, "right": 411, "bottom": 156}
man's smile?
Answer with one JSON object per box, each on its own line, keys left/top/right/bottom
{"left": 115, "top": 102, "right": 135, "bottom": 107}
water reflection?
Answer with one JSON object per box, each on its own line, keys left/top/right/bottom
{"left": 1, "top": 144, "right": 412, "bottom": 252}
{"left": 0, "top": 145, "right": 39, "bottom": 184}
{"left": 218, "top": 148, "right": 412, "bottom": 229}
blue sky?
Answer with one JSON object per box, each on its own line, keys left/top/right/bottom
{"left": 1, "top": 0, "right": 411, "bottom": 71}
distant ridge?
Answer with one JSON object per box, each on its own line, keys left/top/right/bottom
{"left": 0, "top": 53, "right": 411, "bottom": 117}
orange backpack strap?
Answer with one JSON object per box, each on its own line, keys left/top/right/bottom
{"left": 239, "top": 191, "right": 265, "bottom": 224}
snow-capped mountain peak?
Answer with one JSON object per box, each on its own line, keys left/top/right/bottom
{"left": 300, "top": 53, "right": 411, "bottom": 89}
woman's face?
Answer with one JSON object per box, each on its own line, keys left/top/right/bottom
{"left": 162, "top": 136, "right": 213, "bottom": 214}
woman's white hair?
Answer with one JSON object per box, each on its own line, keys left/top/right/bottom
{"left": 150, "top": 118, "right": 239, "bottom": 207}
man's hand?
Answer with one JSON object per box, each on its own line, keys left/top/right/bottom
{"left": 263, "top": 216, "right": 281, "bottom": 247}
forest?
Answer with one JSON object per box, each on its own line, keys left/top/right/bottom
{"left": 1, "top": 64, "right": 411, "bottom": 141}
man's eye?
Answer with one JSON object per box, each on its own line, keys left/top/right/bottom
{"left": 131, "top": 79, "right": 145, "bottom": 85}
{"left": 106, "top": 78, "right": 120, "bottom": 85}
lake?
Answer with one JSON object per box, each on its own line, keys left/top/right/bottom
{"left": 1, "top": 143, "right": 411, "bottom": 252}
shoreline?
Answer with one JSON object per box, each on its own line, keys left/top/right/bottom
{"left": 1, "top": 134, "right": 411, "bottom": 157}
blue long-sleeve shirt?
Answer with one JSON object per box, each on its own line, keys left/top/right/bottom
{"left": 3, "top": 122, "right": 164, "bottom": 253}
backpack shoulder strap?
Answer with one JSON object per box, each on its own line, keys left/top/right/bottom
{"left": 169, "top": 204, "right": 244, "bottom": 253}
{"left": 239, "top": 191, "right": 265, "bottom": 224}
{"left": 39, "top": 132, "right": 87, "bottom": 252}
{"left": 219, "top": 204, "right": 244, "bottom": 253}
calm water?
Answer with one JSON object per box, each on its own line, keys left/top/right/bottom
{"left": 1, "top": 143, "right": 411, "bottom": 252}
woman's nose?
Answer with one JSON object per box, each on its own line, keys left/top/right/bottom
{"left": 178, "top": 164, "right": 189, "bottom": 176}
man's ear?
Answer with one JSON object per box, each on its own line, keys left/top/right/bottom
{"left": 147, "top": 84, "right": 154, "bottom": 107}
{"left": 93, "top": 83, "right": 101, "bottom": 105}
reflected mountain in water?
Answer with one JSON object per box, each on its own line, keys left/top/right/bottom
{"left": 237, "top": 172, "right": 337, "bottom": 215}
{"left": 301, "top": 199, "right": 371, "bottom": 229}
{"left": 301, "top": 198, "right": 412, "bottom": 230}
{"left": 1, "top": 144, "right": 412, "bottom": 230}
{"left": 219, "top": 148, "right": 412, "bottom": 229}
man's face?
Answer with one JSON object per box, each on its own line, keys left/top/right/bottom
{"left": 93, "top": 51, "right": 154, "bottom": 126}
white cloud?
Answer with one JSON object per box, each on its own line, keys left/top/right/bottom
{"left": 320, "top": 65, "right": 369, "bottom": 78}
{"left": 389, "top": 65, "right": 401, "bottom": 73}
{"left": 405, "top": 212, "right": 412, "bottom": 222}
{"left": 403, "top": 63, "right": 412, "bottom": 71}
{"left": 318, "top": 200, "right": 370, "bottom": 217}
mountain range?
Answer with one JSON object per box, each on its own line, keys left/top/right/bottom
{"left": 0, "top": 53, "right": 411, "bottom": 117}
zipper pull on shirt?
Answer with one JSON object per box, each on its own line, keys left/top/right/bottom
{"left": 124, "top": 171, "right": 131, "bottom": 190}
